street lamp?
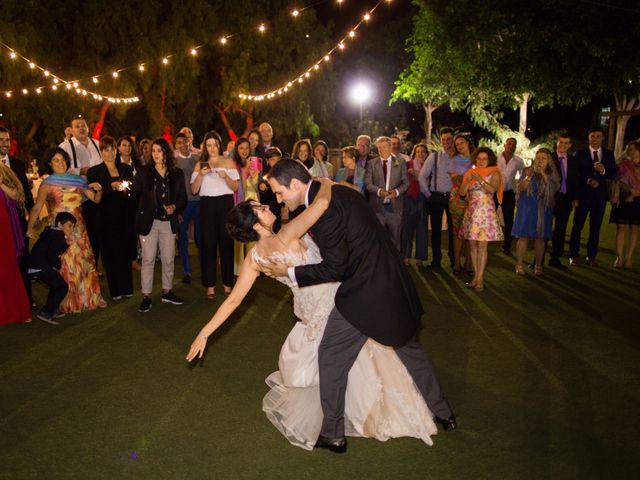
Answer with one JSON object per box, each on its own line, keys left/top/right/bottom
{"left": 350, "top": 82, "right": 372, "bottom": 121}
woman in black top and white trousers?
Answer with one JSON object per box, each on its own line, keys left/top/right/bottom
{"left": 191, "top": 131, "right": 239, "bottom": 300}
{"left": 133, "top": 138, "right": 187, "bottom": 312}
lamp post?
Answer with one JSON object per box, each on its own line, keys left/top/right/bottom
{"left": 350, "top": 82, "right": 372, "bottom": 122}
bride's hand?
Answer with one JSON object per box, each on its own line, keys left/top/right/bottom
{"left": 186, "top": 334, "right": 208, "bottom": 362}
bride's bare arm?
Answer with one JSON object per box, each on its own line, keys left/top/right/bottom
{"left": 186, "top": 253, "right": 260, "bottom": 361}
{"left": 278, "top": 178, "right": 333, "bottom": 245}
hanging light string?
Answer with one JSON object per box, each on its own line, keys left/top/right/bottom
{"left": 0, "top": 0, "right": 392, "bottom": 103}
{"left": 239, "top": 0, "right": 391, "bottom": 102}
{"left": 0, "top": 40, "right": 139, "bottom": 103}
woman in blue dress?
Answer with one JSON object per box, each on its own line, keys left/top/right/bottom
{"left": 513, "top": 148, "right": 560, "bottom": 275}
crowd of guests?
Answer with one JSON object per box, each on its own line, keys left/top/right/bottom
{"left": 0, "top": 120, "right": 638, "bottom": 327}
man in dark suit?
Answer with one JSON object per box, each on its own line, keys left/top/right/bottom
{"left": 266, "top": 159, "right": 455, "bottom": 453}
{"left": 569, "top": 127, "right": 616, "bottom": 267}
{"left": 364, "top": 136, "right": 410, "bottom": 251}
{"left": 549, "top": 133, "right": 580, "bottom": 267}
{"left": 0, "top": 126, "right": 35, "bottom": 304}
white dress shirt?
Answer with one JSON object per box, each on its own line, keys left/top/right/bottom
{"left": 287, "top": 183, "right": 313, "bottom": 285}
{"left": 0, "top": 154, "right": 9, "bottom": 167}
{"left": 377, "top": 157, "right": 399, "bottom": 203}
{"left": 58, "top": 137, "right": 102, "bottom": 177}
{"left": 497, "top": 154, "right": 525, "bottom": 191}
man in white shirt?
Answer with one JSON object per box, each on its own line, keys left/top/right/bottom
{"left": 58, "top": 116, "right": 103, "bottom": 268}
{"left": 58, "top": 117, "right": 102, "bottom": 177}
{"left": 356, "top": 134, "right": 373, "bottom": 170}
{"left": 391, "top": 135, "right": 412, "bottom": 164}
{"left": 178, "top": 127, "right": 200, "bottom": 156}
{"left": 568, "top": 127, "right": 616, "bottom": 266}
{"left": 418, "top": 127, "right": 456, "bottom": 268}
{"left": 174, "top": 133, "right": 201, "bottom": 284}
{"left": 364, "top": 136, "right": 410, "bottom": 250}
{"left": 496, "top": 137, "right": 524, "bottom": 255}
{"left": 259, "top": 122, "right": 276, "bottom": 152}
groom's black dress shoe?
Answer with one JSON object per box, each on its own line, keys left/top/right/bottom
{"left": 315, "top": 435, "right": 347, "bottom": 453}
{"left": 435, "top": 415, "right": 457, "bottom": 431}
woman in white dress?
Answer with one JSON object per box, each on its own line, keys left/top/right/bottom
{"left": 186, "top": 179, "right": 437, "bottom": 450}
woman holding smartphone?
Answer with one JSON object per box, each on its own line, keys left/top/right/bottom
{"left": 191, "top": 131, "right": 239, "bottom": 299}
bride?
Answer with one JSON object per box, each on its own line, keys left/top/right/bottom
{"left": 187, "top": 179, "right": 437, "bottom": 450}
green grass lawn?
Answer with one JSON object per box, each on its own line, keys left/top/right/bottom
{"left": 1, "top": 215, "right": 638, "bottom": 479}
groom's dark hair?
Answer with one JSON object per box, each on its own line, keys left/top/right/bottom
{"left": 268, "top": 158, "right": 311, "bottom": 187}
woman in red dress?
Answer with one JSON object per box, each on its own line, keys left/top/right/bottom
{"left": 0, "top": 165, "right": 30, "bottom": 326}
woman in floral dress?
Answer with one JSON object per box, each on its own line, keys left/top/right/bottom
{"left": 27, "top": 148, "right": 106, "bottom": 312}
{"left": 458, "top": 147, "right": 503, "bottom": 292}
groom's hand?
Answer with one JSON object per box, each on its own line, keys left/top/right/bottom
{"left": 262, "top": 260, "right": 289, "bottom": 278}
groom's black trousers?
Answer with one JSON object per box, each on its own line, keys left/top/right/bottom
{"left": 318, "top": 307, "right": 453, "bottom": 438}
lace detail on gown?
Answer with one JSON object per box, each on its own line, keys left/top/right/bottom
{"left": 253, "top": 234, "right": 437, "bottom": 450}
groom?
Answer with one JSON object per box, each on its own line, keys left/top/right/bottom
{"left": 265, "top": 159, "right": 456, "bottom": 453}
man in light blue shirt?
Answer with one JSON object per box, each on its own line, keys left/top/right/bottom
{"left": 418, "top": 127, "right": 456, "bottom": 268}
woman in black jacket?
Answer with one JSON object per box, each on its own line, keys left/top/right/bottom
{"left": 87, "top": 136, "right": 135, "bottom": 300}
{"left": 133, "top": 138, "right": 187, "bottom": 313}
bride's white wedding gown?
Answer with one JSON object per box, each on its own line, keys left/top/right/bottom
{"left": 252, "top": 235, "right": 437, "bottom": 450}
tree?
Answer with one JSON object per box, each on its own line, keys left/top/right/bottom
{"left": 393, "top": 0, "right": 640, "bottom": 145}
{"left": 0, "top": 0, "right": 335, "bottom": 157}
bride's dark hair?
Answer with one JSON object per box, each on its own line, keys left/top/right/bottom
{"left": 226, "top": 201, "right": 260, "bottom": 243}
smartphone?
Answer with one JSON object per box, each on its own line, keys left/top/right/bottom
{"left": 249, "top": 156, "right": 263, "bottom": 172}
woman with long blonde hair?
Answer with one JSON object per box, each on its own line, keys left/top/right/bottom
{"left": 512, "top": 148, "right": 560, "bottom": 275}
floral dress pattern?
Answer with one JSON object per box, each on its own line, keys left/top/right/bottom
{"left": 46, "top": 186, "right": 106, "bottom": 312}
{"left": 458, "top": 174, "right": 504, "bottom": 241}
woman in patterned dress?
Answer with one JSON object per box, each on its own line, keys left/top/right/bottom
{"left": 27, "top": 148, "right": 106, "bottom": 312}
{"left": 458, "top": 147, "right": 504, "bottom": 292}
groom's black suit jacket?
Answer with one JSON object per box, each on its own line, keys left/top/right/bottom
{"left": 294, "top": 181, "right": 423, "bottom": 347}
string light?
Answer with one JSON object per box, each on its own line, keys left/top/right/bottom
{"left": 238, "top": 0, "right": 389, "bottom": 102}
{"left": 2, "top": 0, "right": 387, "bottom": 105}
{"left": 0, "top": 40, "right": 141, "bottom": 103}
